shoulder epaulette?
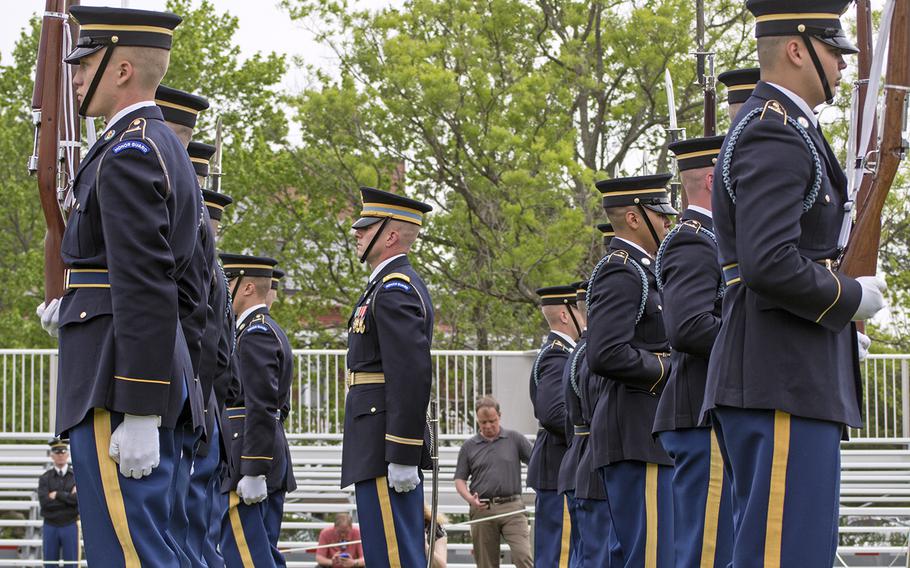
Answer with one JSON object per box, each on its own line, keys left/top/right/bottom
{"left": 655, "top": 220, "right": 723, "bottom": 301}
{"left": 550, "top": 339, "right": 570, "bottom": 353}
{"left": 242, "top": 314, "right": 276, "bottom": 337}
{"left": 759, "top": 99, "right": 787, "bottom": 122}
{"left": 607, "top": 250, "right": 630, "bottom": 264}
{"left": 383, "top": 272, "right": 411, "bottom": 283}
{"left": 118, "top": 117, "right": 149, "bottom": 141}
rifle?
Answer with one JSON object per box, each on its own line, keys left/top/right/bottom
{"left": 852, "top": 0, "right": 879, "bottom": 218}
{"left": 210, "top": 115, "right": 224, "bottom": 193}
{"left": 29, "top": 1, "right": 80, "bottom": 303}
{"left": 664, "top": 69, "right": 685, "bottom": 211}
{"left": 426, "top": 399, "right": 440, "bottom": 568}
{"left": 841, "top": 0, "right": 909, "bottom": 279}
{"left": 695, "top": 0, "right": 716, "bottom": 137}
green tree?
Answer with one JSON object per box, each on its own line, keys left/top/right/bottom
{"left": 281, "top": 0, "right": 754, "bottom": 348}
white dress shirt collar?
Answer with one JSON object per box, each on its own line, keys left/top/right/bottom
{"left": 766, "top": 82, "right": 818, "bottom": 127}
{"left": 688, "top": 205, "right": 713, "bottom": 219}
{"left": 236, "top": 304, "right": 267, "bottom": 328}
{"left": 368, "top": 254, "right": 406, "bottom": 283}
{"left": 103, "top": 100, "right": 156, "bottom": 135}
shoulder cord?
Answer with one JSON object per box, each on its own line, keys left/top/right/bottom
{"left": 721, "top": 106, "right": 822, "bottom": 213}
{"left": 655, "top": 222, "right": 725, "bottom": 301}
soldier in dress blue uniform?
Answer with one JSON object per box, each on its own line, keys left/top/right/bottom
{"left": 718, "top": 67, "right": 760, "bottom": 120}
{"left": 219, "top": 254, "right": 296, "bottom": 567}
{"left": 52, "top": 6, "right": 206, "bottom": 566}
{"left": 586, "top": 174, "right": 677, "bottom": 567}
{"left": 653, "top": 136, "right": 733, "bottom": 568}
{"left": 704, "top": 2, "right": 887, "bottom": 565}
{"left": 342, "top": 186, "right": 434, "bottom": 568}
{"left": 555, "top": 282, "right": 588, "bottom": 568}
{"left": 529, "top": 285, "right": 583, "bottom": 567}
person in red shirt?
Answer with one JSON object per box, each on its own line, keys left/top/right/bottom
{"left": 315, "top": 513, "right": 364, "bottom": 567}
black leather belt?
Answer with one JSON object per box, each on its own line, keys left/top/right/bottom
{"left": 479, "top": 495, "right": 519, "bottom": 505}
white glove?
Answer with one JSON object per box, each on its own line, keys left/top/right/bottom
{"left": 854, "top": 276, "right": 887, "bottom": 321}
{"left": 857, "top": 331, "right": 872, "bottom": 361}
{"left": 36, "top": 299, "right": 60, "bottom": 338}
{"left": 109, "top": 414, "right": 160, "bottom": 479}
{"left": 237, "top": 475, "right": 268, "bottom": 505}
{"left": 387, "top": 463, "right": 419, "bottom": 493}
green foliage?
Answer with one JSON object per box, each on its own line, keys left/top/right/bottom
{"left": 281, "top": 0, "right": 754, "bottom": 348}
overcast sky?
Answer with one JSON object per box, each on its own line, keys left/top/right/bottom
{"left": 0, "top": 0, "right": 398, "bottom": 94}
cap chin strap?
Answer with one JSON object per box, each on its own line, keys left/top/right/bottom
{"left": 79, "top": 45, "right": 116, "bottom": 117}
{"left": 359, "top": 217, "right": 391, "bottom": 264}
{"left": 566, "top": 305, "right": 582, "bottom": 338}
{"left": 230, "top": 275, "right": 244, "bottom": 306}
{"left": 800, "top": 32, "right": 834, "bottom": 104}
{"left": 636, "top": 204, "right": 663, "bottom": 252}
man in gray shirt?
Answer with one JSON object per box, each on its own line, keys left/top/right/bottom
{"left": 455, "top": 397, "right": 533, "bottom": 568}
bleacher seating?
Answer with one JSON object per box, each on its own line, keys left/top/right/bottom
{"left": 0, "top": 435, "right": 905, "bottom": 566}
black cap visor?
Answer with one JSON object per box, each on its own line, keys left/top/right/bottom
{"left": 352, "top": 216, "right": 382, "bottom": 229}
{"left": 643, "top": 201, "right": 679, "bottom": 216}
{"left": 64, "top": 44, "right": 104, "bottom": 64}
{"left": 816, "top": 32, "right": 858, "bottom": 54}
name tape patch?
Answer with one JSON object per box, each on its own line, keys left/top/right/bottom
{"left": 112, "top": 140, "right": 150, "bottom": 155}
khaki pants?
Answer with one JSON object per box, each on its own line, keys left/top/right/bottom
{"left": 469, "top": 499, "right": 532, "bottom": 568}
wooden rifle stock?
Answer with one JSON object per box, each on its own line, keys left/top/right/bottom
{"left": 841, "top": 0, "right": 910, "bottom": 279}
{"left": 33, "top": 0, "right": 68, "bottom": 302}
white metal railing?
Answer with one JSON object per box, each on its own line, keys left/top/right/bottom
{"left": 0, "top": 349, "right": 907, "bottom": 439}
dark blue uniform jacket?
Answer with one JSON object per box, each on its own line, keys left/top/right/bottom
{"left": 222, "top": 306, "right": 296, "bottom": 494}
{"left": 557, "top": 333, "right": 588, "bottom": 495}
{"left": 341, "top": 255, "right": 434, "bottom": 488}
{"left": 527, "top": 331, "right": 571, "bottom": 491}
{"left": 704, "top": 81, "right": 863, "bottom": 428}
{"left": 653, "top": 208, "right": 722, "bottom": 433}
{"left": 57, "top": 105, "right": 204, "bottom": 434}
{"left": 586, "top": 239, "right": 672, "bottom": 468}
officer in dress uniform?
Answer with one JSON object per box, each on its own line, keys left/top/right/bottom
{"left": 219, "top": 253, "right": 296, "bottom": 567}
{"left": 653, "top": 136, "right": 733, "bottom": 568}
{"left": 155, "top": 89, "right": 216, "bottom": 566}
{"left": 528, "top": 285, "right": 583, "bottom": 567}
{"left": 556, "top": 282, "right": 588, "bottom": 568}
{"left": 718, "top": 68, "right": 761, "bottom": 120}
{"left": 703, "top": 2, "right": 887, "bottom": 565}
{"left": 586, "top": 174, "right": 677, "bottom": 567}
{"left": 48, "top": 7, "right": 206, "bottom": 566}
{"left": 341, "top": 186, "right": 434, "bottom": 568}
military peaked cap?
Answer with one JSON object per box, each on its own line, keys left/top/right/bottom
{"left": 271, "top": 268, "right": 285, "bottom": 291}
{"left": 48, "top": 438, "right": 69, "bottom": 453}
{"left": 668, "top": 135, "right": 726, "bottom": 172}
{"left": 202, "top": 190, "right": 232, "bottom": 222}
{"left": 572, "top": 280, "right": 588, "bottom": 303}
{"left": 746, "top": 0, "right": 858, "bottom": 54}
{"left": 156, "top": 85, "right": 210, "bottom": 129}
{"left": 220, "top": 253, "right": 276, "bottom": 280}
{"left": 187, "top": 141, "right": 215, "bottom": 178}
{"left": 536, "top": 285, "right": 579, "bottom": 307}
{"left": 352, "top": 187, "right": 433, "bottom": 229}
{"left": 596, "top": 173, "right": 678, "bottom": 216}
{"left": 718, "top": 68, "right": 761, "bottom": 105}
{"left": 65, "top": 6, "right": 181, "bottom": 63}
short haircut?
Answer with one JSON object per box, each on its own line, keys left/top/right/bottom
{"left": 475, "top": 396, "right": 500, "bottom": 414}
{"left": 334, "top": 512, "right": 353, "bottom": 528}
{"left": 757, "top": 35, "right": 790, "bottom": 71}
{"left": 604, "top": 205, "right": 634, "bottom": 227}
{"left": 118, "top": 46, "right": 170, "bottom": 90}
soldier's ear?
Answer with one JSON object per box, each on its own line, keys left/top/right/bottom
{"left": 705, "top": 172, "right": 714, "bottom": 192}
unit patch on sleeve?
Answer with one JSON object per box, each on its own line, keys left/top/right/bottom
{"left": 111, "top": 140, "right": 151, "bottom": 155}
